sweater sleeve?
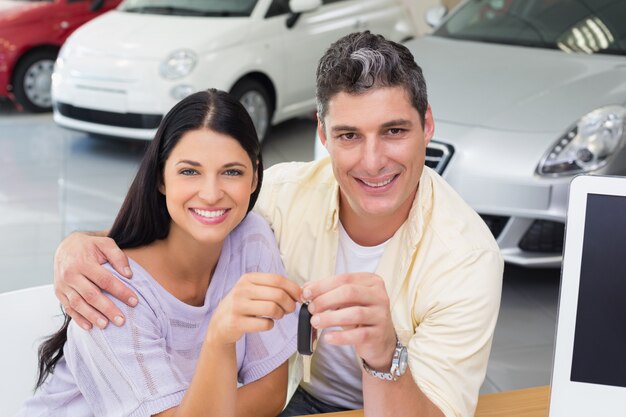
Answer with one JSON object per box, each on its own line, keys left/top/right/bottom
{"left": 64, "top": 287, "right": 188, "bottom": 417}
{"left": 236, "top": 213, "right": 298, "bottom": 385}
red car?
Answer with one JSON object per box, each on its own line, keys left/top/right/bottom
{"left": 0, "top": 0, "right": 121, "bottom": 112}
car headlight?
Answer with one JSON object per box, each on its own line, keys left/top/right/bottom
{"left": 537, "top": 105, "right": 626, "bottom": 176}
{"left": 58, "top": 42, "right": 72, "bottom": 60}
{"left": 55, "top": 42, "right": 73, "bottom": 69}
{"left": 159, "top": 49, "right": 197, "bottom": 80}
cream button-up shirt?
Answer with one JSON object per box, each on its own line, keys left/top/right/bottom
{"left": 254, "top": 158, "right": 503, "bottom": 417}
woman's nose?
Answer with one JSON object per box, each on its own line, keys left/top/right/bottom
{"left": 198, "top": 177, "right": 225, "bottom": 203}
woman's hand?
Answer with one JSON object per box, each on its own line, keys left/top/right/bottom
{"left": 54, "top": 231, "right": 138, "bottom": 330}
{"left": 207, "top": 273, "right": 301, "bottom": 345}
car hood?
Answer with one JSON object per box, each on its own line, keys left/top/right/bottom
{"left": 68, "top": 10, "right": 249, "bottom": 60}
{"left": 0, "top": 0, "right": 50, "bottom": 28}
{"left": 406, "top": 36, "right": 626, "bottom": 134}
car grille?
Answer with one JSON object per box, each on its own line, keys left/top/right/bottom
{"left": 480, "top": 214, "right": 510, "bottom": 239}
{"left": 519, "top": 220, "right": 565, "bottom": 253}
{"left": 55, "top": 102, "right": 162, "bottom": 129}
{"left": 425, "top": 141, "right": 454, "bottom": 174}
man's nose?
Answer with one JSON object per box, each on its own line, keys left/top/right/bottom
{"left": 361, "top": 137, "right": 386, "bottom": 174}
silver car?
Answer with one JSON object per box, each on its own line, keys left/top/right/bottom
{"left": 401, "top": 0, "right": 626, "bottom": 267}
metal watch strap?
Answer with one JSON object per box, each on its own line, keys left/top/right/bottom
{"left": 362, "top": 339, "right": 406, "bottom": 381}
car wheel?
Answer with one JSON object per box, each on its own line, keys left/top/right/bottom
{"left": 230, "top": 79, "right": 273, "bottom": 142}
{"left": 12, "top": 50, "right": 57, "bottom": 113}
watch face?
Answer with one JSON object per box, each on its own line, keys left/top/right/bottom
{"left": 398, "top": 347, "right": 409, "bottom": 374}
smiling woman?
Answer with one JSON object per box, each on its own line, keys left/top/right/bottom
{"left": 16, "top": 89, "right": 300, "bottom": 417}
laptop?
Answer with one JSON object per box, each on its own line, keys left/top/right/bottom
{"left": 549, "top": 175, "right": 626, "bottom": 416}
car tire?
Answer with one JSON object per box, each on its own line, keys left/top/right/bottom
{"left": 230, "top": 79, "right": 273, "bottom": 143}
{"left": 12, "top": 49, "right": 57, "bottom": 113}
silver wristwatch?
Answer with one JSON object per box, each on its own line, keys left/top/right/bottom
{"left": 362, "top": 339, "right": 409, "bottom": 381}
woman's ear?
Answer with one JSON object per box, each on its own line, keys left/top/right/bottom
{"left": 251, "top": 162, "right": 259, "bottom": 192}
{"left": 158, "top": 181, "right": 165, "bottom": 195}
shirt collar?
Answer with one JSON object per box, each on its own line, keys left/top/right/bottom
{"left": 406, "top": 167, "right": 433, "bottom": 247}
{"left": 326, "top": 178, "right": 341, "bottom": 231}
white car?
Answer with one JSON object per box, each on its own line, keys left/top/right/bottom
{"left": 408, "top": 0, "right": 626, "bottom": 267}
{"left": 51, "top": 0, "right": 416, "bottom": 141}
{"left": 316, "top": 0, "right": 626, "bottom": 267}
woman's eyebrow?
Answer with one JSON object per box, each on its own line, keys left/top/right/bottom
{"left": 176, "top": 159, "right": 201, "bottom": 167}
{"left": 223, "top": 162, "right": 247, "bottom": 168}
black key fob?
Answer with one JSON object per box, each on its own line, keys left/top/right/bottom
{"left": 298, "top": 303, "right": 317, "bottom": 355}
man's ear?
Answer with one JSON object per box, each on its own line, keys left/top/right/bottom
{"left": 423, "top": 105, "right": 435, "bottom": 146}
{"left": 317, "top": 113, "right": 328, "bottom": 148}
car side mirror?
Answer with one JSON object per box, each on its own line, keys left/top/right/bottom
{"left": 289, "top": 0, "right": 322, "bottom": 14}
{"left": 425, "top": 5, "right": 447, "bottom": 28}
{"left": 90, "top": 0, "right": 105, "bottom": 12}
{"left": 287, "top": 0, "right": 322, "bottom": 28}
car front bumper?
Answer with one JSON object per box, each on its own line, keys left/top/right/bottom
{"left": 435, "top": 121, "right": 577, "bottom": 268}
{"left": 53, "top": 105, "right": 159, "bottom": 140}
{"left": 51, "top": 54, "right": 180, "bottom": 139}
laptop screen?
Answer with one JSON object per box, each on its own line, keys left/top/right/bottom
{"left": 550, "top": 176, "right": 626, "bottom": 417}
{"left": 570, "top": 193, "right": 626, "bottom": 388}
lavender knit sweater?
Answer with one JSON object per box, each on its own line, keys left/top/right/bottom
{"left": 17, "top": 213, "right": 297, "bottom": 417}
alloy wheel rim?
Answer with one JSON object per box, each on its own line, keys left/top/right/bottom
{"left": 23, "top": 59, "right": 54, "bottom": 108}
{"left": 239, "top": 90, "right": 269, "bottom": 140}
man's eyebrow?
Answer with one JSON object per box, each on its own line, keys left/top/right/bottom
{"left": 331, "top": 125, "right": 358, "bottom": 132}
{"left": 330, "top": 119, "right": 414, "bottom": 132}
{"left": 381, "top": 119, "right": 413, "bottom": 128}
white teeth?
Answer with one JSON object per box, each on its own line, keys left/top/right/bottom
{"left": 192, "top": 208, "right": 226, "bottom": 218}
{"left": 361, "top": 177, "right": 393, "bottom": 187}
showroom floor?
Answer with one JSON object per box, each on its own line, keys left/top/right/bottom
{"left": 0, "top": 100, "right": 561, "bottom": 395}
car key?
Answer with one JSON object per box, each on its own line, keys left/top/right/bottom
{"left": 298, "top": 302, "right": 317, "bottom": 382}
{"left": 298, "top": 302, "right": 317, "bottom": 355}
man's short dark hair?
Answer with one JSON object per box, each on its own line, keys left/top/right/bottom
{"left": 316, "top": 31, "right": 428, "bottom": 125}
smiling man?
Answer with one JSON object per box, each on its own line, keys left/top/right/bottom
{"left": 53, "top": 32, "right": 503, "bottom": 417}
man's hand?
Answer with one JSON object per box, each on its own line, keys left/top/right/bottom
{"left": 207, "top": 273, "right": 301, "bottom": 345}
{"left": 301, "top": 273, "right": 397, "bottom": 371}
{"left": 54, "top": 232, "right": 138, "bottom": 330}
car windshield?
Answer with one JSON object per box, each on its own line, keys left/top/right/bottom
{"left": 119, "top": 0, "right": 258, "bottom": 17}
{"left": 434, "top": 0, "right": 626, "bottom": 55}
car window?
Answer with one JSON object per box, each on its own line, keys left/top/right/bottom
{"left": 119, "top": 0, "right": 258, "bottom": 17}
{"left": 434, "top": 0, "right": 626, "bottom": 55}
{"left": 265, "top": 0, "right": 290, "bottom": 18}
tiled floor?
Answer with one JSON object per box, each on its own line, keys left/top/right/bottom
{"left": 0, "top": 100, "right": 561, "bottom": 394}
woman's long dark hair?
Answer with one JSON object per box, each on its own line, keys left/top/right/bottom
{"left": 36, "top": 89, "right": 263, "bottom": 388}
